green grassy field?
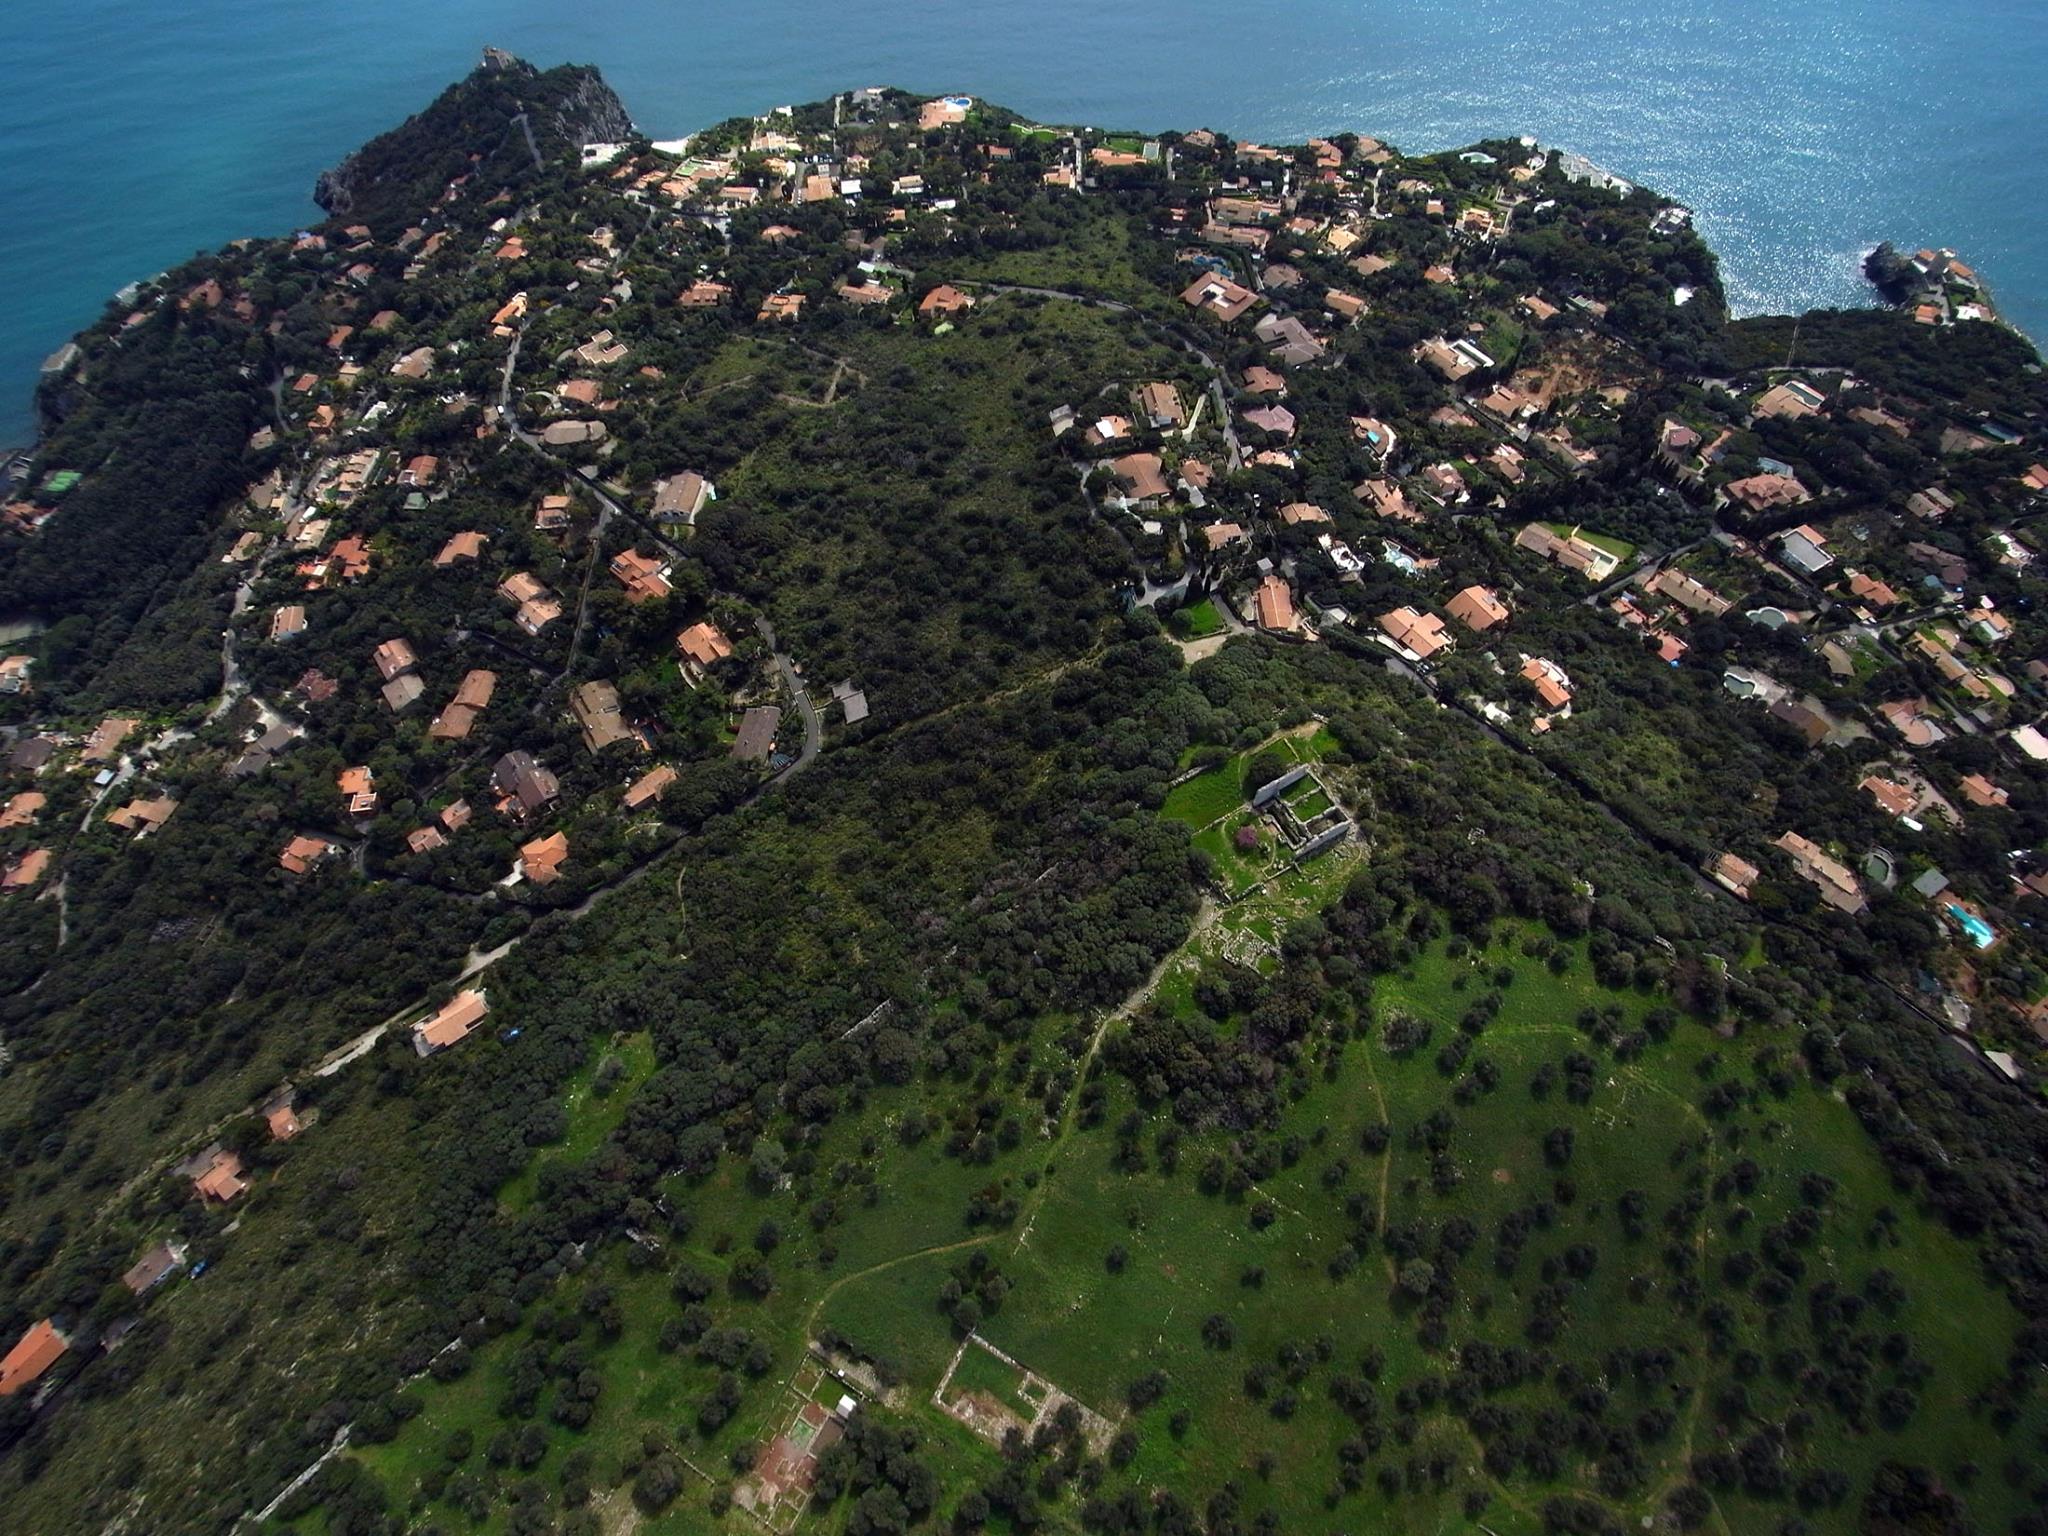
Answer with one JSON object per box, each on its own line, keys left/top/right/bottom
{"left": 1176, "top": 597, "right": 1225, "bottom": 639}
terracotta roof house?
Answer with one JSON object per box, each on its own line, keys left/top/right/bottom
{"left": 1136, "top": 381, "right": 1186, "bottom": 429}
{"left": 0, "top": 1320, "right": 67, "bottom": 1396}
{"left": 1422, "top": 463, "right": 1468, "bottom": 503}
{"left": 624, "top": 764, "right": 679, "bottom": 810}
{"left": 534, "top": 494, "right": 573, "bottom": 531}
{"left": 757, "top": 293, "right": 805, "bottom": 323}
{"left": 265, "top": 1095, "right": 301, "bottom": 1141}
{"left": 677, "top": 621, "right": 735, "bottom": 673}
{"left": 452, "top": 670, "right": 497, "bottom": 711}
{"left": 279, "top": 835, "right": 335, "bottom": 875}
{"left": 1860, "top": 775, "right": 1916, "bottom": 818}
{"left": 1774, "top": 831, "right": 1867, "bottom": 914}
{"left": 435, "top": 531, "right": 487, "bottom": 566}
{"left": 193, "top": 1149, "right": 248, "bottom": 1203}
{"left": 82, "top": 716, "right": 139, "bottom": 764}
{"left": 413, "top": 989, "right": 491, "bottom": 1054}
{"left": 492, "top": 751, "right": 559, "bottom": 816}
{"left": 1418, "top": 336, "right": 1492, "bottom": 381}
{"left": 1446, "top": 585, "right": 1510, "bottom": 633}
{"left": 1643, "top": 567, "right": 1731, "bottom": 617}
{"left": 1520, "top": 656, "right": 1573, "bottom": 710}
{"left": 1377, "top": 607, "right": 1453, "bottom": 661}
{"left": 1753, "top": 379, "right": 1826, "bottom": 421}
{"left": 2, "top": 849, "right": 51, "bottom": 892}
{"left": 271, "top": 605, "right": 307, "bottom": 641}
{"left": 329, "top": 535, "right": 372, "bottom": 581}
{"left": 519, "top": 832, "right": 570, "bottom": 885}
{"left": 571, "top": 680, "right": 637, "bottom": 753}
{"left": 399, "top": 455, "right": 439, "bottom": 488}
{"left": 372, "top": 639, "right": 418, "bottom": 682}
{"left": 1324, "top": 288, "right": 1366, "bottom": 321}
{"left": 1199, "top": 522, "right": 1246, "bottom": 553}
{"left": 499, "top": 573, "right": 563, "bottom": 635}
{"left": 1242, "top": 365, "right": 1287, "bottom": 397}
{"left": 1710, "top": 853, "right": 1760, "bottom": 899}
{"left": 1844, "top": 570, "right": 1899, "bottom": 608}
{"left": 0, "top": 792, "right": 43, "bottom": 830}
{"left": 106, "top": 796, "right": 175, "bottom": 835}
{"left": 1253, "top": 574, "right": 1297, "bottom": 633}
{"left": 1107, "top": 453, "right": 1171, "bottom": 502}
{"left": 407, "top": 825, "right": 448, "bottom": 854}
{"left": 1514, "top": 523, "right": 1620, "bottom": 581}
{"left": 1242, "top": 404, "right": 1296, "bottom": 438}
{"left": 1180, "top": 273, "right": 1260, "bottom": 324}
{"left": 1960, "top": 773, "right": 2009, "bottom": 809}
{"left": 677, "top": 279, "right": 734, "bottom": 309}
{"left": 122, "top": 1241, "right": 186, "bottom": 1295}
{"left": 610, "top": 549, "right": 673, "bottom": 603}
{"left": 1723, "top": 473, "right": 1812, "bottom": 515}
{"left": 440, "top": 799, "right": 472, "bottom": 832}
{"left": 1354, "top": 478, "right": 1420, "bottom": 523}
{"left": 732, "top": 706, "right": 782, "bottom": 763}
{"left": 919, "top": 284, "right": 975, "bottom": 316}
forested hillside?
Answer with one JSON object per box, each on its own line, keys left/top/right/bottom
{"left": 0, "top": 57, "right": 2044, "bottom": 1536}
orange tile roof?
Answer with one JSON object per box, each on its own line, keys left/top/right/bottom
{"left": 194, "top": 1150, "right": 247, "bottom": 1202}
{"left": 624, "top": 764, "right": 679, "bottom": 810}
{"left": 435, "top": 531, "right": 487, "bottom": 566}
{"left": 520, "top": 832, "right": 570, "bottom": 884}
{"left": 0, "top": 1320, "right": 66, "bottom": 1396}
{"left": 415, "top": 989, "right": 490, "bottom": 1052}
{"left": 1253, "top": 575, "right": 1295, "bottom": 632}
{"left": 677, "top": 621, "right": 734, "bottom": 668}
{"left": 280, "top": 835, "right": 334, "bottom": 875}
{"left": 2, "top": 849, "right": 51, "bottom": 891}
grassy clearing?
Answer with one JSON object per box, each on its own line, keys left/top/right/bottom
{"left": 1176, "top": 597, "right": 1224, "bottom": 638}
{"left": 499, "top": 1032, "right": 657, "bottom": 1209}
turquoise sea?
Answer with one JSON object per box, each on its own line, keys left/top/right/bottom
{"left": 2, "top": 0, "right": 2044, "bottom": 449}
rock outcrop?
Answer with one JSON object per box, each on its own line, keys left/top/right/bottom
{"left": 313, "top": 51, "right": 633, "bottom": 230}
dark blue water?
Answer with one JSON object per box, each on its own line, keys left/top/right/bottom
{"left": 2, "top": 0, "right": 2043, "bottom": 448}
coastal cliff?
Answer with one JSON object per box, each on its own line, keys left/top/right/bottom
{"left": 313, "top": 50, "right": 633, "bottom": 231}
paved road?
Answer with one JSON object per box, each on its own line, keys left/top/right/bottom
{"left": 757, "top": 616, "right": 822, "bottom": 779}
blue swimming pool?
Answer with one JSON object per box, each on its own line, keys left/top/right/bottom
{"left": 1946, "top": 903, "right": 1996, "bottom": 949}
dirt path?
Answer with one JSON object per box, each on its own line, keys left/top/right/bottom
{"left": 1011, "top": 897, "right": 1218, "bottom": 1255}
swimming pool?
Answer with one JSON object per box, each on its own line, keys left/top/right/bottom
{"left": 1945, "top": 903, "right": 1996, "bottom": 949}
